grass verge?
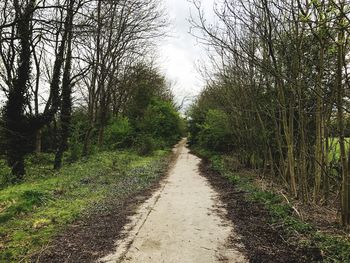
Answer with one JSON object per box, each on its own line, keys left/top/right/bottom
{"left": 193, "top": 147, "right": 350, "bottom": 263}
{"left": 0, "top": 149, "right": 170, "bottom": 262}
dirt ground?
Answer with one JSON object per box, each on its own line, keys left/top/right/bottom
{"left": 32, "top": 140, "right": 322, "bottom": 263}
{"left": 199, "top": 159, "right": 323, "bottom": 263}
{"left": 100, "top": 140, "right": 247, "bottom": 263}
{"left": 32, "top": 153, "right": 172, "bottom": 263}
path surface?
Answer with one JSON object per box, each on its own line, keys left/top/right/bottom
{"left": 99, "top": 140, "right": 247, "bottom": 263}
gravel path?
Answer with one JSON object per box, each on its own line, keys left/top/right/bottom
{"left": 99, "top": 140, "right": 247, "bottom": 263}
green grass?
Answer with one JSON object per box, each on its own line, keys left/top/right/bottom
{"left": 0, "top": 149, "right": 170, "bottom": 262}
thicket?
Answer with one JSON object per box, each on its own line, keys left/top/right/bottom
{"left": 0, "top": 2, "right": 184, "bottom": 257}
{"left": 189, "top": 0, "right": 350, "bottom": 226}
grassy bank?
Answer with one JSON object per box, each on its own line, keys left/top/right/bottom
{"left": 193, "top": 147, "right": 350, "bottom": 263}
{"left": 0, "top": 149, "right": 170, "bottom": 262}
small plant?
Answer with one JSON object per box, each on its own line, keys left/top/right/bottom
{"left": 251, "top": 191, "right": 282, "bottom": 205}
{"left": 105, "top": 117, "right": 133, "bottom": 149}
{"left": 228, "top": 174, "right": 240, "bottom": 185}
{"left": 135, "top": 135, "right": 156, "bottom": 156}
{"left": 209, "top": 155, "right": 225, "bottom": 172}
{"left": 67, "top": 123, "right": 83, "bottom": 162}
{"left": 312, "top": 233, "right": 350, "bottom": 262}
{"left": 284, "top": 217, "right": 313, "bottom": 233}
{"left": 0, "top": 160, "right": 11, "bottom": 186}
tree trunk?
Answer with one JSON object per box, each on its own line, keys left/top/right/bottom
{"left": 314, "top": 46, "right": 324, "bottom": 203}
{"left": 83, "top": 0, "right": 102, "bottom": 156}
{"left": 54, "top": 0, "right": 74, "bottom": 170}
{"left": 336, "top": 19, "right": 349, "bottom": 226}
{"left": 35, "top": 129, "right": 42, "bottom": 153}
{"left": 4, "top": 1, "right": 35, "bottom": 180}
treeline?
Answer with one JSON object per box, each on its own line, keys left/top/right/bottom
{"left": 188, "top": 0, "right": 350, "bottom": 226}
{"left": 0, "top": 0, "right": 184, "bottom": 182}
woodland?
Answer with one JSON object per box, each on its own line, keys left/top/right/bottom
{"left": 2, "top": 0, "right": 350, "bottom": 262}
{"left": 0, "top": 0, "right": 184, "bottom": 179}
{"left": 0, "top": 0, "right": 184, "bottom": 260}
{"left": 188, "top": 0, "right": 350, "bottom": 227}
{"left": 187, "top": 2, "right": 350, "bottom": 261}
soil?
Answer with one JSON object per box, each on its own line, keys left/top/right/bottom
{"left": 199, "top": 158, "right": 323, "bottom": 263}
{"left": 31, "top": 140, "right": 324, "bottom": 262}
{"left": 30, "top": 143, "right": 182, "bottom": 263}
{"left": 31, "top": 179, "right": 164, "bottom": 263}
{"left": 253, "top": 176, "right": 343, "bottom": 232}
{"left": 100, "top": 140, "right": 246, "bottom": 263}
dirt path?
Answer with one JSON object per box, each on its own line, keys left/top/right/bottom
{"left": 99, "top": 140, "right": 247, "bottom": 263}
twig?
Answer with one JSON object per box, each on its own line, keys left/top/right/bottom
{"left": 280, "top": 192, "right": 303, "bottom": 220}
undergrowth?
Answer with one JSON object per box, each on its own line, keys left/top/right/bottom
{"left": 0, "top": 149, "right": 170, "bottom": 262}
{"left": 193, "top": 147, "right": 350, "bottom": 263}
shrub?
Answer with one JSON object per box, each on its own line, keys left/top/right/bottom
{"left": 0, "top": 160, "right": 11, "bottom": 186}
{"left": 228, "top": 174, "right": 240, "bottom": 185}
{"left": 209, "top": 154, "right": 225, "bottom": 172}
{"left": 134, "top": 134, "right": 156, "bottom": 156}
{"left": 67, "top": 122, "right": 84, "bottom": 162}
{"left": 141, "top": 99, "right": 184, "bottom": 146}
{"left": 105, "top": 117, "right": 133, "bottom": 149}
{"left": 198, "top": 109, "right": 233, "bottom": 152}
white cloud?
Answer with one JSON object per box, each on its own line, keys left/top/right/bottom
{"left": 157, "top": 0, "right": 215, "bottom": 109}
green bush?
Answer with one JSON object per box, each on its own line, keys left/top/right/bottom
{"left": 141, "top": 99, "right": 184, "bottom": 145}
{"left": 198, "top": 109, "right": 233, "bottom": 152}
{"left": 67, "top": 122, "right": 84, "bottom": 162}
{"left": 0, "top": 159, "right": 11, "bottom": 186}
{"left": 312, "top": 233, "right": 350, "bottom": 262}
{"left": 209, "top": 155, "right": 225, "bottom": 172}
{"left": 26, "top": 153, "right": 53, "bottom": 166}
{"left": 105, "top": 117, "right": 133, "bottom": 149}
{"left": 135, "top": 134, "right": 156, "bottom": 156}
{"left": 228, "top": 174, "right": 240, "bottom": 185}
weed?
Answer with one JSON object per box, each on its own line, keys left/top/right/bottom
{"left": 312, "top": 232, "right": 350, "bottom": 262}
{"left": 209, "top": 155, "right": 225, "bottom": 172}
{"left": 227, "top": 174, "right": 240, "bottom": 185}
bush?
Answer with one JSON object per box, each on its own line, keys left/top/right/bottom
{"left": 105, "top": 117, "right": 133, "bottom": 149}
{"left": 140, "top": 99, "right": 184, "bottom": 146}
{"left": 26, "top": 153, "right": 53, "bottom": 166}
{"left": 0, "top": 160, "right": 11, "bottom": 186}
{"left": 67, "top": 122, "right": 84, "bottom": 162}
{"left": 209, "top": 154, "right": 225, "bottom": 172}
{"left": 134, "top": 134, "right": 156, "bottom": 156}
{"left": 198, "top": 109, "right": 233, "bottom": 152}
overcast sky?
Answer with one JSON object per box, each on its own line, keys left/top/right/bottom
{"left": 157, "top": 0, "right": 215, "bottom": 109}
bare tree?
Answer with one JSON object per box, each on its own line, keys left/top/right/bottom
{"left": 189, "top": 0, "right": 350, "bottom": 225}
{"left": 0, "top": 0, "right": 81, "bottom": 178}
